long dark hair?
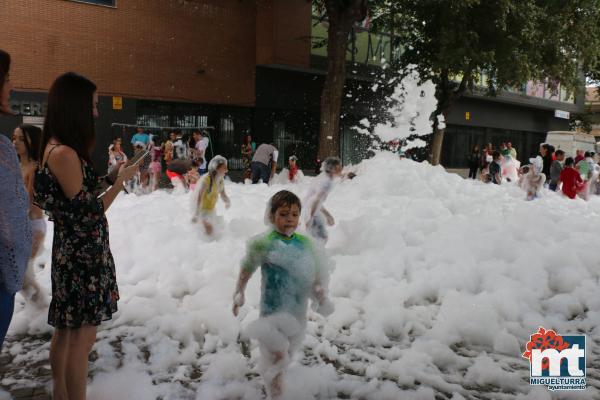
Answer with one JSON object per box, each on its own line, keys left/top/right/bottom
{"left": 18, "top": 124, "right": 42, "bottom": 162}
{"left": 41, "top": 72, "right": 97, "bottom": 162}
{"left": 0, "top": 49, "right": 11, "bottom": 114}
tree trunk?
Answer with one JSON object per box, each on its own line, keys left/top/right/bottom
{"left": 430, "top": 122, "right": 445, "bottom": 166}
{"left": 319, "top": 22, "right": 350, "bottom": 159}
{"left": 318, "top": 0, "right": 367, "bottom": 160}
{"left": 429, "top": 67, "right": 473, "bottom": 166}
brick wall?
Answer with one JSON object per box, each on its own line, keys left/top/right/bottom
{"left": 0, "top": 0, "right": 258, "bottom": 106}
{"left": 256, "top": 0, "right": 311, "bottom": 67}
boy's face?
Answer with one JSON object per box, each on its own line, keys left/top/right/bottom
{"left": 329, "top": 164, "right": 343, "bottom": 178}
{"left": 271, "top": 204, "right": 300, "bottom": 237}
{"left": 557, "top": 154, "right": 565, "bottom": 161}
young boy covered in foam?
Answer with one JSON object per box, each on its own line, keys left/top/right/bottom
{"left": 303, "top": 157, "right": 342, "bottom": 243}
{"left": 191, "top": 155, "right": 231, "bottom": 235}
{"left": 232, "top": 190, "right": 333, "bottom": 400}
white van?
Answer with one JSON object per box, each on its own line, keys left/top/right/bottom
{"left": 544, "top": 131, "right": 596, "bottom": 157}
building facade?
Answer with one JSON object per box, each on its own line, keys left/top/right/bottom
{"left": 0, "top": 0, "right": 584, "bottom": 170}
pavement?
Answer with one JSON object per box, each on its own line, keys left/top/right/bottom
{"left": 0, "top": 336, "right": 52, "bottom": 400}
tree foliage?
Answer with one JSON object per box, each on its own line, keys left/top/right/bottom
{"left": 370, "top": 0, "right": 600, "bottom": 163}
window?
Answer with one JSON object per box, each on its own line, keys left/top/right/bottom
{"left": 68, "top": 0, "right": 116, "bottom": 7}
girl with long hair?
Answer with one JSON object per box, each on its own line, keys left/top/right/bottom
{"left": 12, "top": 124, "right": 47, "bottom": 304}
{"left": 34, "top": 72, "right": 137, "bottom": 400}
{"left": 108, "top": 137, "right": 128, "bottom": 171}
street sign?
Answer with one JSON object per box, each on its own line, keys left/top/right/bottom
{"left": 112, "top": 96, "right": 123, "bottom": 110}
{"left": 23, "top": 116, "right": 44, "bottom": 128}
{"left": 554, "top": 110, "right": 570, "bottom": 119}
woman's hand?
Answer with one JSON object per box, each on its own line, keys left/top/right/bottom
{"left": 117, "top": 164, "right": 139, "bottom": 184}
{"left": 107, "top": 161, "right": 124, "bottom": 183}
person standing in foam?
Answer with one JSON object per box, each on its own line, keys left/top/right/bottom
{"left": 522, "top": 156, "right": 546, "bottom": 200}
{"left": 191, "top": 155, "right": 231, "bottom": 236}
{"left": 232, "top": 190, "right": 334, "bottom": 400}
{"left": 303, "top": 156, "right": 342, "bottom": 243}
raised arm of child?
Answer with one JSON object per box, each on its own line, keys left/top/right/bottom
{"left": 220, "top": 186, "right": 231, "bottom": 209}
{"left": 320, "top": 207, "right": 335, "bottom": 226}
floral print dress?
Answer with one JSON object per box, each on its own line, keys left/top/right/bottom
{"left": 34, "top": 155, "right": 119, "bottom": 328}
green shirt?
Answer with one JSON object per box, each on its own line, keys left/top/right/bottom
{"left": 241, "top": 231, "right": 323, "bottom": 318}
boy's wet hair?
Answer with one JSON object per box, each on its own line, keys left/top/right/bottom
{"left": 555, "top": 149, "right": 565, "bottom": 157}
{"left": 565, "top": 157, "right": 575, "bottom": 167}
{"left": 492, "top": 151, "right": 501, "bottom": 159}
{"left": 269, "top": 190, "right": 301, "bottom": 215}
{"left": 322, "top": 156, "right": 342, "bottom": 173}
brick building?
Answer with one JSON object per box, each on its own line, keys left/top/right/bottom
{"left": 0, "top": 0, "right": 585, "bottom": 170}
{"left": 1, "top": 0, "right": 317, "bottom": 168}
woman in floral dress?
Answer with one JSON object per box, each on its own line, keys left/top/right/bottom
{"left": 34, "top": 72, "right": 137, "bottom": 400}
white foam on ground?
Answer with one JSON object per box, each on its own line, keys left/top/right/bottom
{"left": 4, "top": 152, "right": 600, "bottom": 399}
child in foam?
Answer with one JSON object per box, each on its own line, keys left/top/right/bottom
{"left": 521, "top": 156, "right": 546, "bottom": 200}
{"left": 274, "top": 155, "right": 304, "bottom": 184}
{"left": 148, "top": 135, "right": 163, "bottom": 191}
{"left": 191, "top": 155, "right": 231, "bottom": 236}
{"left": 303, "top": 157, "right": 343, "bottom": 243}
{"left": 500, "top": 142, "right": 520, "bottom": 182}
{"left": 232, "top": 190, "right": 333, "bottom": 400}
{"left": 287, "top": 155, "right": 302, "bottom": 183}
{"left": 577, "top": 152, "right": 599, "bottom": 200}
{"left": 559, "top": 157, "right": 584, "bottom": 199}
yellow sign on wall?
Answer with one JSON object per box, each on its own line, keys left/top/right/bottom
{"left": 465, "top": 111, "right": 471, "bottom": 121}
{"left": 112, "top": 96, "right": 123, "bottom": 110}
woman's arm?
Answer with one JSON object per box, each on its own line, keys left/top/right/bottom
{"left": 0, "top": 138, "right": 32, "bottom": 291}
{"left": 49, "top": 147, "right": 137, "bottom": 210}
{"left": 99, "top": 166, "right": 137, "bottom": 210}
{"left": 46, "top": 146, "right": 84, "bottom": 199}
{"left": 220, "top": 189, "right": 231, "bottom": 208}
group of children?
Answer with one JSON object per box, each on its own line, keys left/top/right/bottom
{"left": 189, "top": 155, "right": 341, "bottom": 399}
{"left": 484, "top": 146, "right": 600, "bottom": 201}
{"left": 548, "top": 150, "right": 600, "bottom": 200}
{"left": 107, "top": 129, "right": 212, "bottom": 194}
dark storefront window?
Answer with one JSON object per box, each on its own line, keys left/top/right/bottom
{"left": 131, "top": 100, "right": 252, "bottom": 168}
{"left": 442, "top": 125, "right": 546, "bottom": 168}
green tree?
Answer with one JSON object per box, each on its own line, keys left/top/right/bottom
{"left": 375, "top": 0, "right": 600, "bottom": 165}
{"left": 314, "top": 0, "right": 368, "bottom": 159}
